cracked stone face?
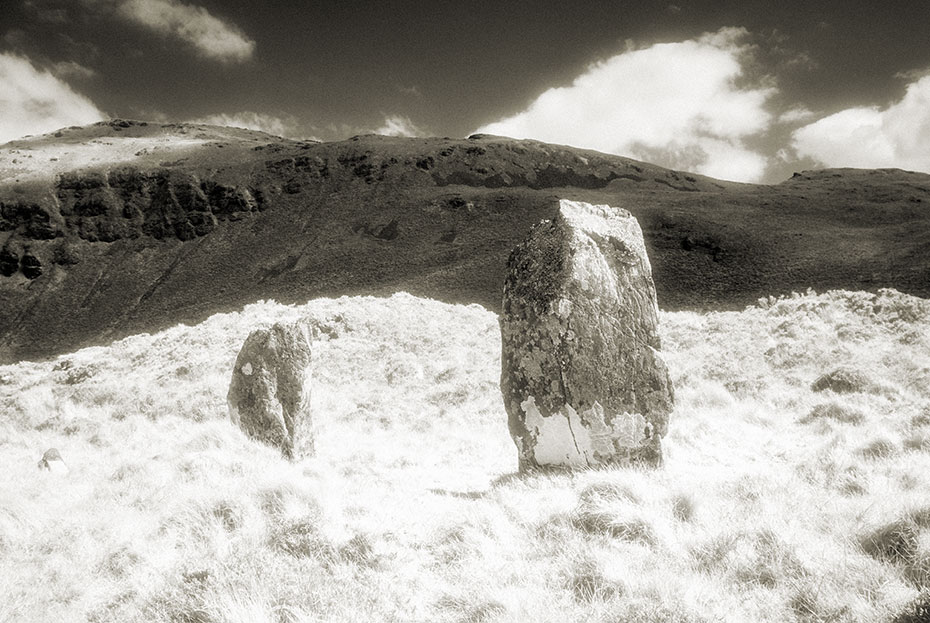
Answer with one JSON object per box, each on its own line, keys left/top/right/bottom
{"left": 500, "top": 199, "right": 674, "bottom": 470}
{"left": 227, "top": 322, "right": 314, "bottom": 459}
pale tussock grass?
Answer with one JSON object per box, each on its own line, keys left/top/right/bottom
{"left": 1, "top": 289, "right": 929, "bottom": 621}
{"left": 1, "top": 410, "right": 352, "bottom": 621}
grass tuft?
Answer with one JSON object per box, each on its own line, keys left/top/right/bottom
{"left": 435, "top": 595, "right": 507, "bottom": 623}
{"left": 692, "top": 529, "right": 807, "bottom": 588}
{"left": 269, "top": 516, "right": 332, "bottom": 560}
{"left": 336, "top": 533, "right": 377, "bottom": 567}
{"left": 904, "top": 431, "right": 930, "bottom": 452}
{"left": 856, "top": 438, "right": 899, "bottom": 459}
{"left": 578, "top": 479, "right": 641, "bottom": 504}
{"left": 671, "top": 492, "right": 696, "bottom": 522}
{"left": 801, "top": 400, "right": 866, "bottom": 425}
{"left": 98, "top": 546, "right": 141, "bottom": 577}
{"left": 211, "top": 500, "right": 243, "bottom": 531}
{"left": 565, "top": 560, "right": 624, "bottom": 603}
{"left": 788, "top": 587, "right": 852, "bottom": 623}
{"left": 571, "top": 501, "right": 656, "bottom": 545}
{"left": 861, "top": 521, "right": 919, "bottom": 564}
{"left": 811, "top": 367, "right": 874, "bottom": 394}
{"left": 837, "top": 468, "right": 869, "bottom": 496}
{"left": 861, "top": 510, "right": 930, "bottom": 589}
{"left": 892, "top": 593, "right": 930, "bottom": 623}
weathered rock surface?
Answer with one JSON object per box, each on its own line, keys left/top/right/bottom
{"left": 500, "top": 199, "right": 674, "bottom": 469}
{"left": 227, "top": 322, "right": 313, "bottom": 459}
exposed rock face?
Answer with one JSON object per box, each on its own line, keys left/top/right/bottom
{"left": 53, "top": 168, "right": 264, "bottom": 243}
{"left": 227, "top": 322, "right": 314, "bottom": 459}
{"left": 500, "top": 199, "right": 674, "bottom": 470}
{"left": 0, "top": 248, "right": 18, "bottom": 276}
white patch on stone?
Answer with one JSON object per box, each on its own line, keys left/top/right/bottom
{"left": 521, "top": 396, "right": 595, "bottom": 467}
{"left": 577, "top": 401, "right": 615, "bottom": 455}
{"left": 242, "top": 362, "right": 253, "bottom": 376}
{"left": 560, "top": 199, "right": 652, "bottom": 276}
{"left": 556, "top": 298, "right": 573, "bottom": 319}
{"left": 520, "top": 397, "right": 650, "bottom": 467}
{"left": 611, "top": 411, "right": 648, "bottom": 447}
{"left": 569, "top": 236, "right": 619, "bottom": 296}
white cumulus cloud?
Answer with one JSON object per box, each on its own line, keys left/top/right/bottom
{"left": 792, "top": 75, "right": 930, "bottom": 172}
{"left": 777, "top": 106, "right": 815, "bottom": 124}
{"left": 114, "top": 0, "right": 254, "bottom": 62}
{"left": 0, "top": 53, "right": 105, "bottom": 144}
{"left": 473, "top": 27, "right": 775, "bottom": 182}
{"left": 375, "top": 115, "right": 423, "bottom": 137}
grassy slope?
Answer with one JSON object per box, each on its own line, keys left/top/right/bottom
{"left": 1, "top": 289, "right": 929, "bottom": 622}
{"left": 0, "top": 120, "right": 287, "bottom": 184}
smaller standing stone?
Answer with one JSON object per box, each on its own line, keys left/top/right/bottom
{"left": 227, "top": 322, "right": 313, "bottom": 459}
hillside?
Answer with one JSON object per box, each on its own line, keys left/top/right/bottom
{"left": 1, "top": 289, "right": 929, "bottom": 622}
{"left": 2, "top": 120, "right": 930, "bottom": 363}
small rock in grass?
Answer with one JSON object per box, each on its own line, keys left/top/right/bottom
{"left": 37, "top": 448, "right": 68, "bottom": 473}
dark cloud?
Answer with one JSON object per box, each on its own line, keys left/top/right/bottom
{"left": 22, "top": 0, "right": 70, "bottom": 24}
{"left": 2, "top": 28, "right": 30, "bottom": 51}
{"left": 51, "top": 60, "right": 98, "bottom": 80}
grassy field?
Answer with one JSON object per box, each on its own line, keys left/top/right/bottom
{"left": 1, "top": 289, "right": 929, "bottom": 622}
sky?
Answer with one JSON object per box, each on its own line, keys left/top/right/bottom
{"left": 1, "top": 0, "right": 929, "bottom": 183}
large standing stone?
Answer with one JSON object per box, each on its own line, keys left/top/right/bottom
{"left": 500, "top": 199, "right": 674, "bottom": 470}
{"left": 227, "top": 322, "right": 313, "bottom": 459}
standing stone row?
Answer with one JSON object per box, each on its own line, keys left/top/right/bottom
{"left": 500, "top": 199, "right": 674, "bottom": 470}
{"left": 227, "top": 199, "right": 673, "bottom": 469}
